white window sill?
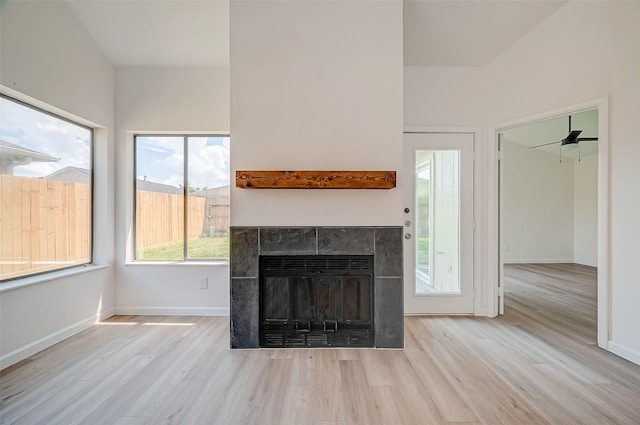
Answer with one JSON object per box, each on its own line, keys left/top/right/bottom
{"left": 0, "top": 264, "right": 111, "bottom": 293}
{"left": 126, "top": 260, "right": 229, "bottom": 267}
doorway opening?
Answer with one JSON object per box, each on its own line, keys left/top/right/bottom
{"left": 495, "top": 100, "right": 608, "bottom": 348}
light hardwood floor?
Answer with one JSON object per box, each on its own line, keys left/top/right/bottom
{"left": 2, "top": 263, "right": 640, "bottom": 424}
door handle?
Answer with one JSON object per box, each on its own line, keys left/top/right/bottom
{"left": 405, "top": 233, "right": 412, "bottom": 240}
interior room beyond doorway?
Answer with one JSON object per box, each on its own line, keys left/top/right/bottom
{"left": 498, "top": 108, "right": 599, "bottom": 340}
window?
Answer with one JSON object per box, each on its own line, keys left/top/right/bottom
{"left": 134, "top": 135, "right": 230, "bottom": 261}
{"left": 0, "top": 95, "right": 93, "bottom": 281}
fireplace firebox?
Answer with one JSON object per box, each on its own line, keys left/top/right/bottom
{"left": 230, "top": 226, "right": 403, "bottom": 349}
{"left": 259, "top": 255, "right": 374, "bottom": 348}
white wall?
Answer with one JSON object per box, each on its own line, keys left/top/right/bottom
{"left": 606, "top": 2, "right": 640, "bottom": 365}
{"left": 485, "top": 0, "right": 640, "bottom": 363}
{"left": 404, "top": 66, "right": 485, "bottom": 128}
{"left": 502, "top": 142, "right": 574, "bottom": 263}
{"left": 0, "top": 1, "right": 115, "bottom": 368}
{"left": 230, "top": 0, "right": 403, "bottom": 227}
{"left": 405, "top": 0, "right": 640, "bottom": 363}
{"left": 574, "top": 154, "right": 598, "bottom": 267}
{"left": 501, "top": 140, "right": 598, "bottom": 266}
{"left": 115, "top": 67, "right": 230, "bottom": 315}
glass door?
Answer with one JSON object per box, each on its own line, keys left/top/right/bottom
{"left": 404, "top": 133, "right": 474, "bottom": 314}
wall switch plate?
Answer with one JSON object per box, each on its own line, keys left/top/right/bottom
{"left": 200, "top": 277, "right": 208, "bottom": 289}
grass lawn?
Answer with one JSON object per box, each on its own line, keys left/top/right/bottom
{"left": 137, "top": 237, "right": 229, "bottom": 260}
{"left": 417, "top": 237, "right": 429, "bottom": 264}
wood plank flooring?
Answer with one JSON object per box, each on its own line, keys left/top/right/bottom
{"left": 2, "top": 263, "right": 640, "bottom": 424}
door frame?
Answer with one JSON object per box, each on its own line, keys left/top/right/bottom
{"left": 404, "top": 127, "right": 482, "bottom": 315}
{"left": 487, "top": 98, "right": 610, "bottom": 349}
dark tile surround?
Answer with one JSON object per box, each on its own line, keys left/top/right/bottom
{"left": 230, "top": 226, "right": 404, "bottom": 349}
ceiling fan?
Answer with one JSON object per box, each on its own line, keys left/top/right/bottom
{"left": 529, "top": 115, "right": 598, "bottom": 162}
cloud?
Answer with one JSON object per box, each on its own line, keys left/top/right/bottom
{"left": 0, "top": 97, "right": 91, "bottom": 178}
{"left": 187, "top": 137, "right": 230, "bottom": 188}
{"left": 135, "top": 136, "right": 230, "bottom": 189}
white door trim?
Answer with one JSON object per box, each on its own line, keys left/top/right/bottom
{"left": 487, "top": 97, "right": 610, "bottom": 350}
{"left": 403, "top": 127, "right": 483, "bottom": 316}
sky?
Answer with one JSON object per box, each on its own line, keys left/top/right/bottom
{"left": 136, "top": 136, "right": 230, "bottom": 189}
{"left": 0, "top": 96, "right": 230, "bottom": 189}
{"left": 0, "top": 96, "right": 91, "bottom": 178}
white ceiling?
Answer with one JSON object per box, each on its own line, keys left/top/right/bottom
{"left": 66, "top": 0, "right": 586, "bottom": 157}
{"left": 404, "top": 0, "right": 567, "bottom": 66}
{"left": 66, "top": 0, "right": 567, "bottom": 68}
{"left": 66, "top": 0, "right": 229, "bottom": 67}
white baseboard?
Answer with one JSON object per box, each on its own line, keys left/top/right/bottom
{"left": 0, "top": 307, "right": 224, "bottom": 370}
{"left": 115, "top": 306, "right": 230, "bottom": 316}
{"left": 574, "top": 261, "right": 598, "bottom": 268}
{"left": 0, "top": 312, "right": 106, "bottom": 370}
{"left": 608, "top": 341, "right": 640, "bottom": 366}
{"left": 503, "top": 259, "right": 575, "bottom": 264}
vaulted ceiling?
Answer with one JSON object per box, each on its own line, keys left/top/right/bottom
{"left": 404, "top": 0, "right": 567, "bottom": 66}
{"left": 66, "top": 0, "right": 229, "bottom": 67}
{"left": 66, "top": 0, "right": 593, "bottom": 157}
{"left": 66, "top": 0, "right": 567, "bottom": 68}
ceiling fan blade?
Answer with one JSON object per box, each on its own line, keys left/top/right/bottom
{"left": 529, "top": 140, "right": 562, "bottom": 149}
{"left": 576, "top": 137, "right": 598, "bottom": 141}
{"left": 565, "top": 130, "right": 583, "bottom": 142}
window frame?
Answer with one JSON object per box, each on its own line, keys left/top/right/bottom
{"left": 0, "top": 94, "right": 94, "bottom": 282}
{"left": 133, "top": 133, "right": 230, "bottom": 263}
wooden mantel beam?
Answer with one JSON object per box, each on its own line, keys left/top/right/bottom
{"left": 235, "top": 170, "right": 396, "bottom": 189}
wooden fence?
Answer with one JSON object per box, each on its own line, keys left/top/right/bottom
{"left": 135, "top": 190, "right": 207, "bottom": 250}
{"left": 0, "top": 175, "right": 229, "bottom": 280}
{"left": 199, "top": 194, "right": 230, "bottom": 237}
{"left": 0, "top": 175, "right": 90, "bottom": 280}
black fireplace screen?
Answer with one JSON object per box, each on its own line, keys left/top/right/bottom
{"left": 259, "top": 255, "right": 374, "bottom": 347}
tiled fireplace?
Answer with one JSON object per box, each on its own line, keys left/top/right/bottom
{"left": 230, "top": 226, "right": 404, "bottom": 349}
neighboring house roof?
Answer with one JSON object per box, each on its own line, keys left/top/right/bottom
{"left": 136, "top": 179, "right": 183, "bottom": 195}
{"left": 198, "top": 185, "right": 230, "bottom": 196}
{"left": 0, "top": 139, "right": 60, "bottom": 175}
{"left": 45, "top": 166, "right": 90, "bottom": 183}
{"left": 135, "top": 182, "right": 230, "bottom": 196}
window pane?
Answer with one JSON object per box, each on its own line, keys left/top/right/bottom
{"left": 135, "top": 136, "right": 184, "bottom": 260}
{"left": 134, "top": 135, "right": 230, "bottom": 261}
{"left": 0, "top": 96, "right": 92, "bottom": 280}
{"left": 415, "top": 155, "right": 431, "bottom": 294}
{"left": 414, "top": 149, "right": 460, "bottom": 294}
{"left": 186, "top": 136, "right": 230, "bottom": 260}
